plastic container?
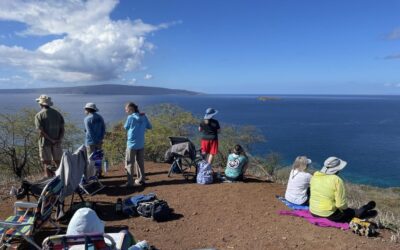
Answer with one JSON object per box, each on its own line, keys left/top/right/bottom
{"left": 103, "top": 160, "right": 108, "bottom": 173}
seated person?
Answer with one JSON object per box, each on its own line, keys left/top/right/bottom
{"left": 310, "top": 156, "right": 377, "bottom": 223}
{"left": 284, "top": 156, "right": 312, "bottom": 206}
{"left": 224, "top": 144, "right": 249, "bottom": 181}
{"left": 67, "top": 207, "right": 104, "bottom": 235}
{"left": 67, "top": 208, "right": 136, "bottom": 249}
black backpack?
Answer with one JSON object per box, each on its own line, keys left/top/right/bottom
{"left": 137, "top": 199, "right": 171, "bottom": 221}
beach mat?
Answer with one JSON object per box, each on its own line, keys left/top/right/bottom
{"left": 276, "top": 195, "right": 309, "bottom": 210}
{"left": 279, "top": 210, "right": 349, "bottom": 230}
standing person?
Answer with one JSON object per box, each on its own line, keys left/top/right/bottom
{"left": 124, "top": 102, "right": 152, "bottom": 187}
{"left": 84, "top": 103, "right": 106, "bottom": 176}
{"left": 284, "top": 156, "right": 312, "bottom": 205}
{"left": 199, "top": 108, "right": 220, "bottom": 164}
{"left": 310, "top": 156, "right": 377, "bottom": 222}
{"left": 224, "top": 144, "right": 249, "bottom": 182}
{"left": 34, "top": 95, "right": 65, "bottom": 177}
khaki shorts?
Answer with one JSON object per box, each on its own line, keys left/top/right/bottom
{"left": 39, "top": 143, "right": 63, "bottom": 162}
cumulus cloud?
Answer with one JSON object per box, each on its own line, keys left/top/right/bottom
{"left": 0, "top": 0, "right": 172, "bottom": 83}
{"left": 144, "top": 74, "right": 153, "bottom": 80}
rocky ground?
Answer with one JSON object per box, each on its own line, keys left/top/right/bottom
{"left": 0, "top": 162, "right": 398, "bottom": 249}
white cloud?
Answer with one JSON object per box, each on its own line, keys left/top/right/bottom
{"left": 130, "top": 78, "right": 137, "bottom": 84}
{"left": 144, "top": 74, "right": 153, "bottom": 80}
{"left": 386, "top": 28, "right": 400, "bottom": 40}
{"left": 0, "top": 0, "right": 173, "bottom": 83}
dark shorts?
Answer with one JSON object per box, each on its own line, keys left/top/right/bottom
{"left": 201, "top": 139, "right": 218, "bottom": 155}
{"left": 225, "top": 174, "right": 244, "bottom": 182}
{"left": 311, "top": 208, "right": 355, "bottom": 223}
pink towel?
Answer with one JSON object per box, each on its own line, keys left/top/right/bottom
{"left": 279, "top": 210, "right": 349, "bottom": 230}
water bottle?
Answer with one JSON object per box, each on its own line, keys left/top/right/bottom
{"left": 134, "top": 240, "right": 150, "bottom": 250}
{"left": 103, "top": 160, "right": 108, "bottom": 173}
{"left": 115, "top": 198, "right": 123, "bottom": 214}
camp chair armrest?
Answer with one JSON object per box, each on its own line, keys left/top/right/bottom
{"left": 14, "top": 201, "right": 38, "bottom": 209}
{"left": 103, "top": 234, "right": 116, "bottom": 249}
{"left": 0, "top": 220, "right": 32, "bottom": 227}
{"left": 14, "top": 201, "right": 38, "bottom": 215}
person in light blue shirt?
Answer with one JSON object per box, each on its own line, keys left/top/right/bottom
{"left": 124, "top": 102, "right": 152, "bottom": 186}
{"left": 84, "top": 103, "right": 106, "bottom": 176}
{"left": 225, "top": 144, "right": 249, "bottom": 182}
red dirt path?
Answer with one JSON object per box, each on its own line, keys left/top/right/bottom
{"left": 0, "top": 162, "right": 398, "bottom": 249}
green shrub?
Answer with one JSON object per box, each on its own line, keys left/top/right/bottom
{"left": 103, "top": 104, "right": 200, "bottom": 165}
{"left": 102, "top": 103, "right": 269, "bottom": 170}
{"left": 145, "top": 103, "right": 199, "bottom": 162}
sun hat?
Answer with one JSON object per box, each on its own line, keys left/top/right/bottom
{"left": 204, "top": 108, "right": 218, "bottom": 119}
{"left": 84, "top": 102, "right": 99, "bottom": 112}
{"left": 321, "top": 156, "right": 347, "bottom": 175}
{"left": 35, "top": 94, "right": 53, "bottom": 106}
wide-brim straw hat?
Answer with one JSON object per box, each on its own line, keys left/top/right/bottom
{"left": 84, "top": 102, "right": 99, "bottom": 111}
{"left": 204, "top": 108, "right": 218, "bottom": 119}
{"left": 35, "top": 94, "right": 53, "bottom": 106}
{"left": 321, "top": 156, "right": 347, "bottom": 175}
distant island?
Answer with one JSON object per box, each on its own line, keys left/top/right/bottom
{"left": 257, "top": 96, "right": 281, "bottom": 101}
{"left": 0, "top": 84, "right": 200, "bottom": 95}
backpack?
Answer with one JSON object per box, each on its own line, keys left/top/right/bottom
{"left": 349, "top": 217, "right": 378, "bottom": 237}
{"left": 122, "top": 193, "right": 157, "bottom": 216}
{"left": 137, "top": 199, "right": 171, "bottom": 221}
{"left": 196, "top": 160, "right": 213, "bottom": 184}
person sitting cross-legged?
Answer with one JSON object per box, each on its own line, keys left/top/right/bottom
{"left": 224, "top": 144, "right": 249, "bottom": 182}
{"left": 310, "top": 156, "right": 377, "bottom": 223}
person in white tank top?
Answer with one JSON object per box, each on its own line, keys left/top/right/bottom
{"left": 285, "top": 156, "right": 312, "bottom": 205}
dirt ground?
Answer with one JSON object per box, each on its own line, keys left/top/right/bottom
{"left": 0, "top": 162, "right": 398, "bottom": 249}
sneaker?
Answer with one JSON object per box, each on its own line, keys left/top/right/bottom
{"left": 134, "top": 179, "right": 145, "bottom": 186}
{"left": 363, "top": 210, "right": 378, "bottom": 219}
{"left": 365, "top": 201, "right": 376, "bottom": 210}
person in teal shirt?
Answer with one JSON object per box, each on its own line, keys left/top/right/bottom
{"left": 224, "top": 144, "right": 249, "bottom": 181}
{"left": 124, "top": 102, "right": 152, "bottom": 187}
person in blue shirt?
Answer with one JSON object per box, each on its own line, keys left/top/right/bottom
{"left": 124, "top": 102, "right": 152, "bottom": 186}
{"left": 84, "top": 103, "right": 106, "bottom": 176}
{"left": 224, "top": 144, "right": 249, "bottom": 182}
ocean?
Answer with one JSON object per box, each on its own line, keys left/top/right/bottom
{"left": 1, "top": 93, "right": 400, "bottom": 188}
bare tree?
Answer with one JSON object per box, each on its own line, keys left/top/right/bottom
{"left": 0, "top": 108, "right": 82, "bottom": 179}
{"left": 0, "top": 109, "right": 39, "bottom": 178}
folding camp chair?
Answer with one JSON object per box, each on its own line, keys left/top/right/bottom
{"left": 0, "top": 176, "right": 63, "bottom": 249}
{"left": 79, "top": 149, "right": 105, "bottom": 196}
{"left": 165, "top": 136, "right": 202, "bottom": 179}
{"left": 42, "top": 231, "right": 135, "bottom": 250}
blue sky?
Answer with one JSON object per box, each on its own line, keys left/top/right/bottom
{"left": 0, "top": 0, "right": 400, "bottom": 94}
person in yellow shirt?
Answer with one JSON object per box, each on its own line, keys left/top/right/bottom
{"left": 310, "top": 157, "right": 377, "bottom": 222}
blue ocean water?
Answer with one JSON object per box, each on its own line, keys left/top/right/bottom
{"left": 1, "top": 93, "right": 400, "bottom": 187}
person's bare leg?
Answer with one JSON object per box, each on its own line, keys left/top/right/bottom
{"left": 43, "top": 160, "right": 54, "bottom": 177}
{"left": 207, "top": 154, "right": 214, "bottom": 164}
